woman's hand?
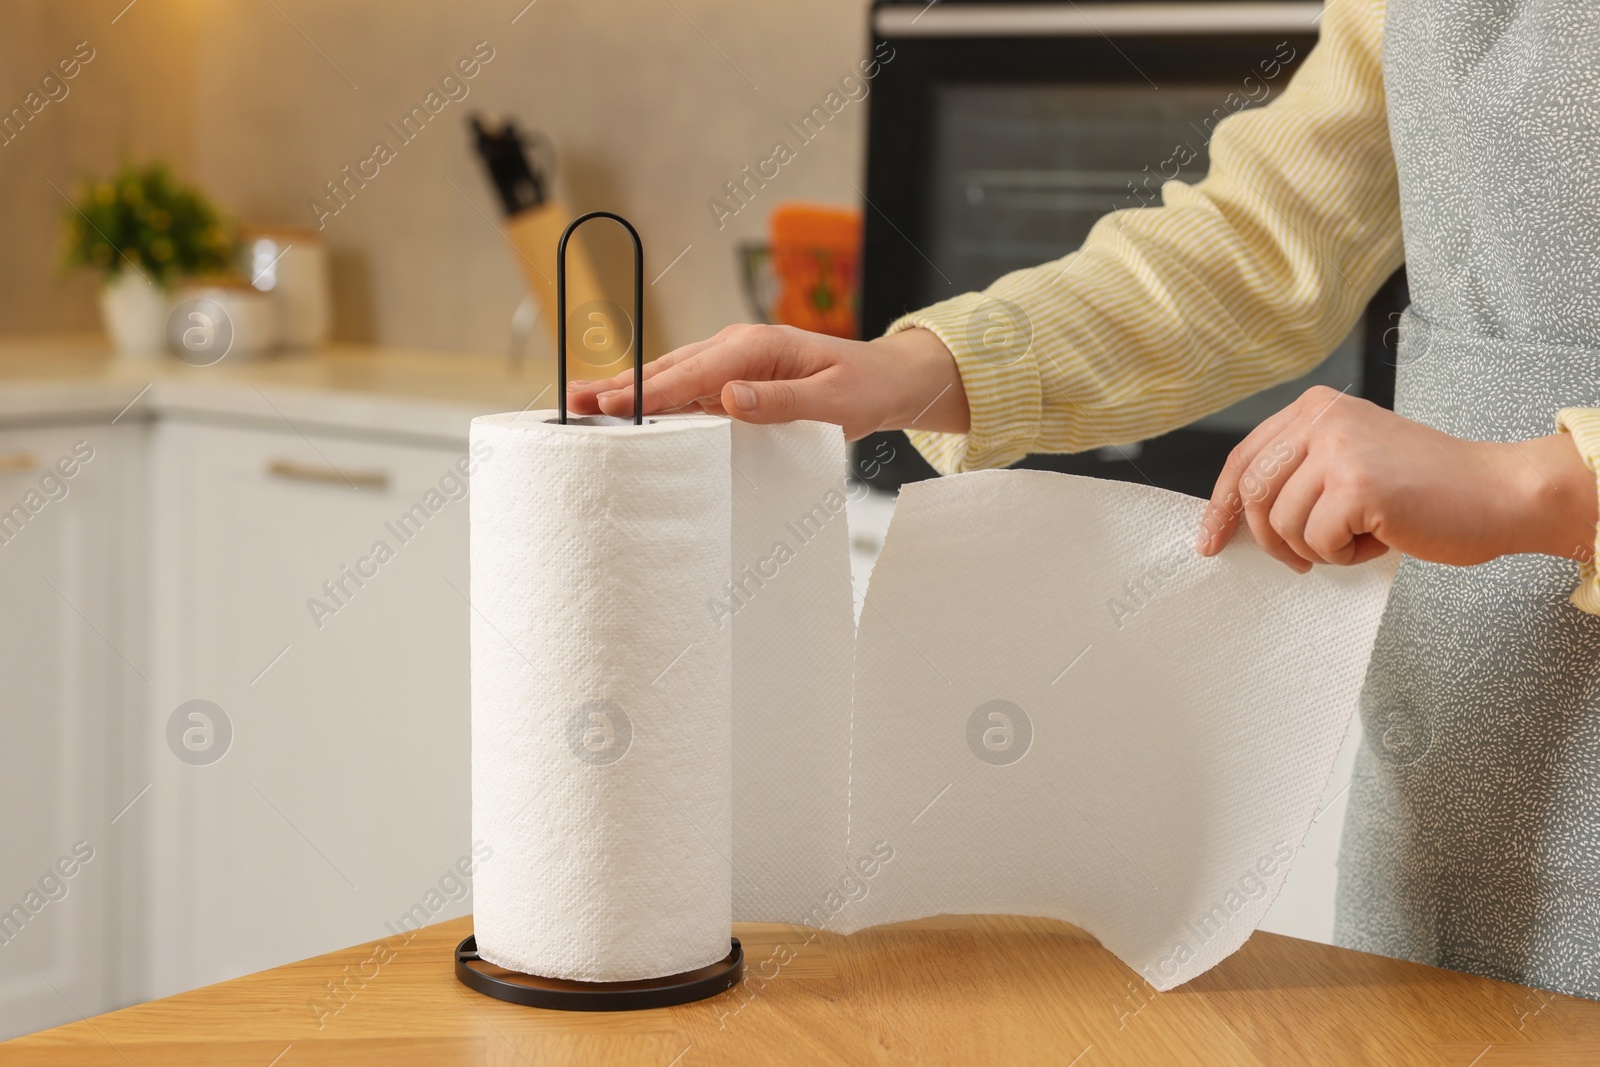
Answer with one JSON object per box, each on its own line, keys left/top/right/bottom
{"left": 1197, "top": 386, "right": 1598, "bottom": 572}
{"left": 566, "top": 324, "right": 969, "bottom": 441}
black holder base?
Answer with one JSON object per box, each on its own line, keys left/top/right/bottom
{"left": 455, "top": 935, "right": 744, "bottom": 1011}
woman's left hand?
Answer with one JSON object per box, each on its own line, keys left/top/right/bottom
{"left": 1197, "top": 386, "right": 1597, "bottom": 572}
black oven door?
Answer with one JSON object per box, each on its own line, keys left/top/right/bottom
{"left": 857, "top": 0, "right": 1406, "bottom": 496}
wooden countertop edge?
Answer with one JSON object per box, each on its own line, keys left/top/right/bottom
{"left": 5, "top": 914, "right": 1600, "bottom": 1066}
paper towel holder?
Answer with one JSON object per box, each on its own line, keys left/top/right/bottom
{"left": 455, "top": 935, "right": 744, "bottom": 1011}
{"left": 556, "top": 210, "right": 646, "bottom": 427}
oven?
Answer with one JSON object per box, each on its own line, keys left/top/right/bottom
{"left": 856, "top": 0, "right": 1407, "bottom": 497}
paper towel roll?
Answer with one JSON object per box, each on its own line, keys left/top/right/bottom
{"left": 469, "top": 411, "right": 734, "bottom": 982}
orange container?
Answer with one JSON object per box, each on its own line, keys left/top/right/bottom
{"left": 767, "top": 204, "right": 861, "bottom": 339}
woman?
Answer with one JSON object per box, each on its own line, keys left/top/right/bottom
{"left": 571, "top": 0, "right": 1600, "bottom": 998}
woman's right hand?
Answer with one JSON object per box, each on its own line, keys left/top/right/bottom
{"left": 566, "top": 323, "right": 969, "bottom": 441}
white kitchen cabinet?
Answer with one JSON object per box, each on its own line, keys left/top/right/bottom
{"left": 144, "top": 418, "right": 477, "bottom": 1000}
{"left": 0, "top": 423, "right": 146, "bottom": 1039}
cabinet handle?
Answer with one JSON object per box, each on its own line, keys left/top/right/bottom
{"left": 0, "top": 451, "right": 39, "bottom": 474}
{"left": 266, "top": 459, "right": 390, "bottom": 491}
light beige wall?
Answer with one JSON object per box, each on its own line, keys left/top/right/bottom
{"left": 188, "top": 0, "right": 876, "bottom": 355}
{"left": 0, "top": 0, "right": 196, "bottom": 336}
{"left": 1, "top": 1, "right": 876, "bottom": 356}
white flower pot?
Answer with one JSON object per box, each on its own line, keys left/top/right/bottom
{"left": 98, "top": 273, "right": 169, "bottom": 359}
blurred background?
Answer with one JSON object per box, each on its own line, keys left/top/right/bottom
{"left": 2, "top": 0, "right": 875, "bottom": 354}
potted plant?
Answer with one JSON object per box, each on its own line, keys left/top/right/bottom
{"left": 60, "top": 161, "right": 237, "bottom": 358}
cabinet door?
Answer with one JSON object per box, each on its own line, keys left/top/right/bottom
{"left": 0, "top": 424, "right": 145, "bottom": 1039}
{"left": 145, "top": 420, "right": 474, "bottom": 999}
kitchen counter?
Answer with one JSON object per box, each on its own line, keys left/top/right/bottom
{"left": 0, "top": 335, "right": 560, "bottom": 442}
{"left": 4, "top": 915, "right": 1598, "bottom": 1066}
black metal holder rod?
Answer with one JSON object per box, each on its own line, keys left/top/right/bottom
{"left": 556, "top": 211, "right": 645, "bottom": 425}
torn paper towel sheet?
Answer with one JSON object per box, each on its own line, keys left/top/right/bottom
{"left": 725, "top": 421, "right": 856, "bottom": 922}
{"left": 468, "top": 415, "right": 1396, "bottom": 990}
{"left": 837, "top": 469, "right": 1396, "bottom": 990}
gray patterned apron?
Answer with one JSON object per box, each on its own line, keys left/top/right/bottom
{"left": 1332, "top": 0, "right": 1600, "bottom": 998}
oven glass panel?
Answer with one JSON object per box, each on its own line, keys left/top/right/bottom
{"left": 923, "top": 82, "right": 1361, "bottom": 434}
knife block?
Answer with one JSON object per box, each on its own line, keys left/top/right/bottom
{"left": 503, "top": 199, "right": 617, "bottom": 368}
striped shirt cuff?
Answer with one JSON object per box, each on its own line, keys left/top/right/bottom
{"left": 1556, "top": 407, "right": 1600, "bottom": 615}
{"left": 887, "top": 293, "right": 1044, "bottom": 475}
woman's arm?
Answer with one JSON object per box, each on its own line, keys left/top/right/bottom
{"left": 573, "top": 0, "right": 1400, "bottom": 474}
{"left": 572, "top": 322, "right": 969, "bottom": 442}
{"left": 892, "top": 0, "right": 1399, "bottom": 472}
{"left": 1196, "top": 388, "right": 1598, "bottom": 581}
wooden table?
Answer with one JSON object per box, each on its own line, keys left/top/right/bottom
{"left": 5, "top": 915, "right": 1599, "bottom": 1066}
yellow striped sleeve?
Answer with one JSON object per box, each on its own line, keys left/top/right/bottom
{"left": 891, "top": 0, "right": 1402, "bottom": 475}
{"left": 1556, "top": 408, "right": 1600, "bottom": 615}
